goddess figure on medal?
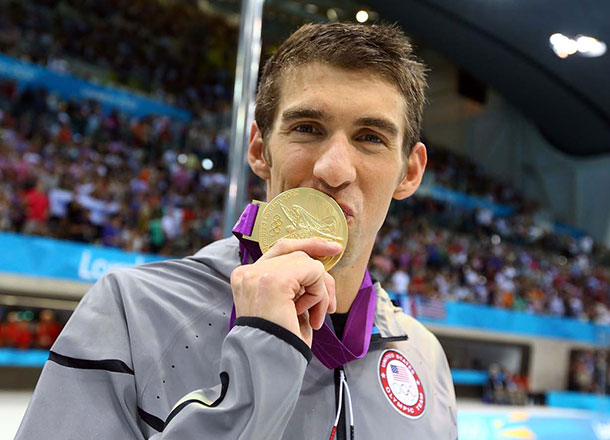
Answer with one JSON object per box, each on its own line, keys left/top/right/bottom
{"left": 247, "top": 187, "right": 348, "bottom": 271}
{"left": 280, "top": 203, "right": 342, "bottom": 242}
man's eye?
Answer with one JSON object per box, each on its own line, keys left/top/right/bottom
{"left": 293, "top": 124, "right": 319, "bottom": 134}
{"left": 360, "top": 133, "right": 383, "bottom": 144}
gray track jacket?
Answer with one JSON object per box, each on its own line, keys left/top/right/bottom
{"left": 16, "top": 237, "right": 457, "bottom": 439}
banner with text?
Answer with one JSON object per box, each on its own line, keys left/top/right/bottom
{"left": 0, "top": 232, "right": 167, "bottom": 283}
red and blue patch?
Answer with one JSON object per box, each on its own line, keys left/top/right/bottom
{"left": 378, "top": 349, "right": 426, "bottom": 419}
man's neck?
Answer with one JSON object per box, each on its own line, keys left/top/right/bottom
{"left": 329, "top": 248, "right": 372, "bottom": 313}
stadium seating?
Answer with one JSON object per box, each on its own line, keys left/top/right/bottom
{"left": 0, "top": 1, "right": 608, "bottom": 412}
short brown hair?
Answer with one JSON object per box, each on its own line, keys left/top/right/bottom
{"left": 255, "top": 22, "right": 427, "bottom": 158}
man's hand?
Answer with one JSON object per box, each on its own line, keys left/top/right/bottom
{"left": 230, "top": 238, "right": 340, "bottom": 347}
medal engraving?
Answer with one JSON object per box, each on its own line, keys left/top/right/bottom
{"left": 245, "top": 188, "right": 348, "bottom": 271}
{"left": 269, "top": 215, "right": 283, "bottom": 236}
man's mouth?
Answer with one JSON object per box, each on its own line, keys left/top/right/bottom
{"left": 335, "top": 201, "right": 354, "bottom": 219}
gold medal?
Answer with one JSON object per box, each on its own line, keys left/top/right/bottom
{"left": 243, "top": 188, "right": 348, "bottom": 271}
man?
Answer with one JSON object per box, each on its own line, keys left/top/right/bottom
{"left": 17, "top": 23, "right": 457, "bottom": 439}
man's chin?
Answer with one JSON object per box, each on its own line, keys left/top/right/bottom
{"left": 333, "top": 241, "right": 359, "bottom": 270}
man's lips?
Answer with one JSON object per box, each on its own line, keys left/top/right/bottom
{"left": 335, "top": 201, "right": 354, "bottom": 218}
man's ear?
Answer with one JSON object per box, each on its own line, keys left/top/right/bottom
{"left": 393, "top": 142, "right": 427, "bottom": 200}
{"left": 247, "top": 121, "right": 271, "bottom": 180}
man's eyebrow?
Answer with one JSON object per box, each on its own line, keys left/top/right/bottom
{"left": 281, "top": 107, "right": 328, "bottom": 123}
{"left": 355, "top": 117, "right": 400, "bottom": 138}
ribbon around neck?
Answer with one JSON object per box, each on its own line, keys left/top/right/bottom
{"left": 230, "top": 203, "right": 377, "bottom": 369}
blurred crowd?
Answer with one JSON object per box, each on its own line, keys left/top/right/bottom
{"left": 483, "top": 363, "right": 529, "bottom": 405}
{"left": 372, "top": 197, "right": 610, "bottom": 325}
{"left": 0, "top": 0, "right": 608, "bottom": 328}
{"left": 0, "top": 0, "right": 236, "bottom": 116}
{"left": 1, "top": 77, "right": 609, "bottom": 324}
{"left": 0, "top": 308, "right": 63, "bottom": 350}
{"left": 568, "top": 349, "right": 609, "bottom": 395}
{"left": 0, "top": 79, "right": 241, "bottom": 256}
{"left": 425, "top": 146, "right": 525, "bottom": 207}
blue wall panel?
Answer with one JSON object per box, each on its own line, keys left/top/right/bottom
{"left": 391, "top": 293, "right": 610, "bottom": 345}
{"left": 418, "top": 300, "right": 609, "bottom": 343}
{"left": 547, "top": 391, "right": 610, "bottom": 413}
{"left": 0, "top": 54, "right": 190, "bottom": 120}
{"left": 1, "top": 232, "right": 608, "bottom": 345}
{"left": 0, "top": 232, "right": 166, "bottom": 283}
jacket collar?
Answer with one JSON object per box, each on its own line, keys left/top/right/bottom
{"left": 372, "top": 283, "right": 409, "bottom": 341}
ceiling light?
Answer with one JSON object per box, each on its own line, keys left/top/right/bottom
{"left": 550, "top": 33, "right": 606, "bottom": 59}
{"left": 576, "top": 35, "right": 607, "bottom": 57}
{"left": 326, "top": 8, "right": 338, "bottom": 21}
{"left": 549, "top": 33, "right": 578, "bottom": 58}
{"left": 355, "top": 10, "right": 369, "bottom": 23}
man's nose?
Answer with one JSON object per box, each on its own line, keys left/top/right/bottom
{"left": 312, "top": 133, "right": 357, "bottom": 190}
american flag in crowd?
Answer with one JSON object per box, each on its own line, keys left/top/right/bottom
{"left": 390, "top": 364, "right": 411, "bottom": 382}
{"left": 416, "top": 297, "right": 447, "bottom": 320}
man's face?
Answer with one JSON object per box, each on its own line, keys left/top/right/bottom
{"left": 249, "top": 62, "right": 425, "bottom": 268}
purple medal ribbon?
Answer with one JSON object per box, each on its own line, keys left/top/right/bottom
{"left": 232, "top": 203, "right": 263, "bottom": 264}
{"left": 230, "top": 203, "right": 377, "bottom": 369}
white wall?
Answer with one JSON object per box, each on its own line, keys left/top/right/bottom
{"left": 465, "top": 97, "right": 610, "bottom": 246}
{"left": 423, "top": 86, "right": 610, "bottom": 246}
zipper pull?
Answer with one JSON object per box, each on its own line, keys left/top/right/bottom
{"left": 341, "top": 369, "right": 355, "bottom": 440}
{"left": 329, "top": 370, "right": 345, "bottom": 440}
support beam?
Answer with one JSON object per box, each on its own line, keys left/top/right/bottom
{"left": 223, "top": 0, "right": 265, "bottom": 236}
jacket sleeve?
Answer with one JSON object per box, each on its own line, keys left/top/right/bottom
{"left": 15, "top": 272, "right": 312, "bottom": 440}
{"left": 153, "top": 317, "right": 312, "bottom": 439}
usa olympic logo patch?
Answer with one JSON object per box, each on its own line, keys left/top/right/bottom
{"left": 378, "top": 349, "right": 426, "bottom": 418}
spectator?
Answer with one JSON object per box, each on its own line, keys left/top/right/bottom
{"left": 0, "top": 308, "right": 66, "bottom": 350}
{"left": 2, "top": 311, "right": 33, "bottom": 350}
{"left": 391, "top": 263, "right": 410, "bottom": 295}
{"left": 101, "top": 214, "right": 124, "bottom": 248}
{"left": 35, "top": 309, "right": 61, "bottom": 349}
{"left": 21, "top": 177, "right": 49, "bottom": 235}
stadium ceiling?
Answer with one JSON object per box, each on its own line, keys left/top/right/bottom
{"left": 373, "top": 0, "right": 610, "bottom": 157}
{"left": 205, "top": 0, "right": 609, "bottom": 156}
